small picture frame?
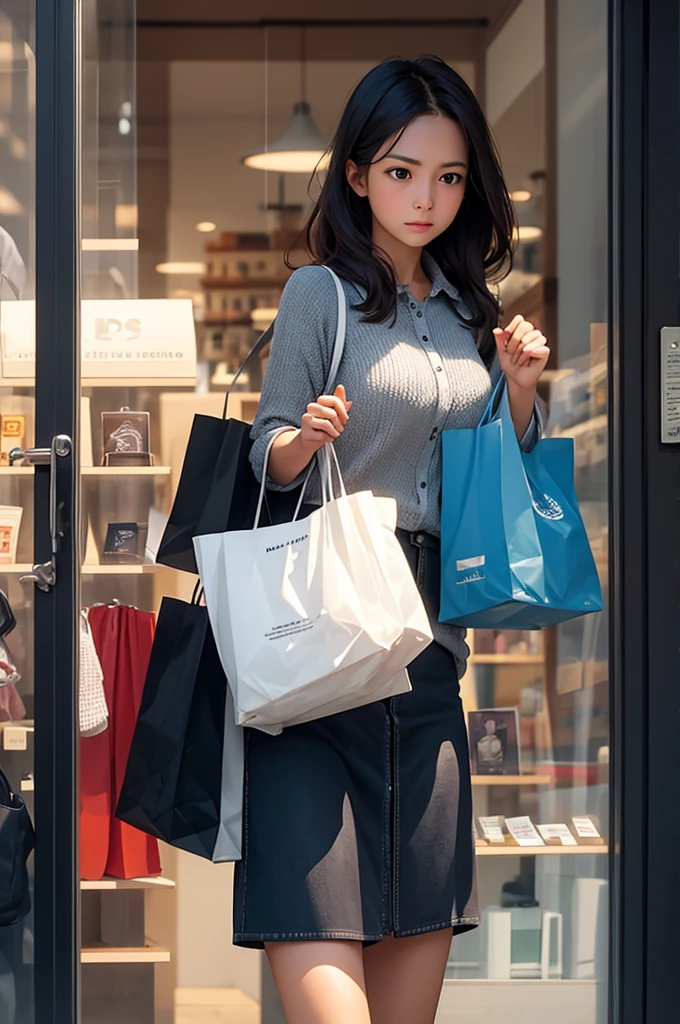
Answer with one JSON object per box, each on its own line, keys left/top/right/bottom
{"left": 102, "top": 522, "right": 142, "bottom": 565}
{"left": 468, "top": 707, "right": 521, "bottom": 776}
{"left": 0, "top": 505, "right": 23, "bottom": 564}
{"left": 0, "top": 414, "right": 25, "bottom": 466}
{"left": 101, "top": 408, "right": 151, "bottom": 465}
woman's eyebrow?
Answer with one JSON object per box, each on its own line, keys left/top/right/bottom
{"left": 383, "top": 153, "right": 468, "bottom": 169}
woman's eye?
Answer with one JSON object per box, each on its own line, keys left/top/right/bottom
{"left": 388, "top": 167, "right": 411, "bottom": 180}
{"left": 440, "top": 172, "right": 462, "bottom": 185}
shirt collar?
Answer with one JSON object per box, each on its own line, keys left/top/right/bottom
{"left": 396, "top": 251, "right": 462, "bottom": 303}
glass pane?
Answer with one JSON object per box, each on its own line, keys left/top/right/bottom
{"left": 0, "top": 2, "right": 36, "bottom": 1020}
{"left": 79, "top": 4, "right": 610, "bottom": 1024}
{"left": 447, "top": 5, "right": 610, "bottom": 1024}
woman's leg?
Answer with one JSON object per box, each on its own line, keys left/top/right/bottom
{"left": 363, "top": 928, "right": 454, "bottom": 1024}
{"left": 265, "top": 940, "right": 372, "bottom": 1024}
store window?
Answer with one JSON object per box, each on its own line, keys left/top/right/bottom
{"left": 0, "top": 2, "right": 611, "bottom": 1022}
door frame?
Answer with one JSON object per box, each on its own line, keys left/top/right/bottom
{"left": 609, "top": 1, "right": 680, "bottom": 1022}
{"left": 33, "top": 1, "right": 80, "bottom": 1021}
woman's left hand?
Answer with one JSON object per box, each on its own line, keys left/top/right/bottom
{"left": 493, "top": 315, "right": 550, "bottom": 390}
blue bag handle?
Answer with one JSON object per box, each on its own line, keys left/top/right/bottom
{"left": 479, "top": 374, "right": 508, "bottom": 426}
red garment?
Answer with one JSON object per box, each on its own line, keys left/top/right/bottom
{"left": 80, "top": 605, "right": 161, "bottom": 880}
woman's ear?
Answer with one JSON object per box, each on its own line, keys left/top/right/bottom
{"left": 346, "top": 159, "right": 369, "bottom": 197}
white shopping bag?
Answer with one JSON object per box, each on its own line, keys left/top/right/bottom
{"left": 194, "top": 444, "right": 432, "bottom": 732}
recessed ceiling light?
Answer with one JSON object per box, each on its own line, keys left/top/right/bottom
{"left": 514, "top": 225, "right": 543, "bottom": 242}
{"left": 196, "top": 221, "right": 217, "bottom": 233}
{"left": 510, "top": 190, "right": 532, "bottom": 203}
{"left": 155, "top": 262, "right": 205, "bottom": 275}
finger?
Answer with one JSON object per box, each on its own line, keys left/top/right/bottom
{"left": 316, "top": 395, "right": 350, "bottom": 424}
{"left": 517, "top": 343, "right": 550, "bottom": 367}
{"left": 334, "top": 384, "right": 347, "bottom": 405}
{"left": 309, "top": 401, "right": 346, "bottom": 429}
{"left": 501, "top": 314, "right": 524, "bottom": 336}
{"left": 302, "top": 413, "right": 340, "bottom": 441}
{"left": 506, "top": 320, "right": 535, "bottom": 355}
{"left": 512, "top": 334, "right": 544, "bottom": 364}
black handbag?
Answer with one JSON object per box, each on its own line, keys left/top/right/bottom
{"left": 115, "top": 587, "right": 240, "bottom": 861}
{"left": 0, "top": 766, "right": 34, "bottom": 926}
{"left": 156, "top": 266, "right": 348, "bottom": 574}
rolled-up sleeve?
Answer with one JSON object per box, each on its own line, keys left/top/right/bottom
{"left": 249, "top": 266, "right": 337, "bottom": 490}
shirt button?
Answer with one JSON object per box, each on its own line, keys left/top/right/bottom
{"left": 422, "top": 335, "right": 428, "bottom": 342}
{"left": 410, "top": 302, "right": 416, "bottom": 309}
{"left": 436, "top": 366, "right": 443, "bottom": 372}
{"left": 430, "top": 427, "right": 438, "bottom": 440}
{"left": 416, "top": 311, "right": 423, "bottom": 318}
{"left": 420, "top": 481, "right": 427, "bottom": 489}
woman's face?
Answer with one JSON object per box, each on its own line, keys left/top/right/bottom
{"left": 346, "top": 113, "right": 469, "bottom": 249}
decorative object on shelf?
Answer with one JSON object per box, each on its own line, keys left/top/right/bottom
{"left": 472, "top": 820, "right": 487, "bottom": 846}
{"left": 482, "top": 906, "right": 563, "bottom": 980}
{"left": 505, "top": 815, "right": 546, "bottom": 847}
{"left": 468, "top": 707, "right": 520, "bottom": 776}
{"left": 537, "top": 823, "right": 578, "bottom": 847}
{"left": 0, "top": 505, "right": 22, "bottom": 564}
{"left": 0, "top": 588, "right": 16, "bottom": 638}
{"left": 0, "top": 635, "right": 21, "bottom": 687}
{"left": 477, "top": 814, "right": 507, "bottom": 844}
{"left": 571, "top": 815, "right": 605, "bottom": 845}
{"left": 101, "top": 407, "right": 151, "bottom": 467}
{"left": 0, "top": 413, "right": 24, "bottom": 465}
{"left": 79, "top": 611, "right": 108, "bottom": 738}
{"left": 102, "top": 522, "right": 144, "bottom": 565}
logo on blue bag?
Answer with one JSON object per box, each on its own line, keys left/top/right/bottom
{"left": 531, "top": 492, "right": 564, "bottom": 521}
{"left": 456, "top": 555, "right": 486, "bottom": 585}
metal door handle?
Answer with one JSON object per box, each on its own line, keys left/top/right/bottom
{"left": 19, "top": 435, "right": 72, "bottom": 592}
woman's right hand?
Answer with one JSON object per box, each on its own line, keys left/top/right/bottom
{"left": 299, "top": 385, "right": 352, "bottom": 453}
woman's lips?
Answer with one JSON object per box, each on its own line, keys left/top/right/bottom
{"left": 405, "top": 222, "right": 433, "bottom": 232}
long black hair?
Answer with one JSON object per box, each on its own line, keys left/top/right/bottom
{"left": 293, "top": 56, "right": 516, "bottom": 366}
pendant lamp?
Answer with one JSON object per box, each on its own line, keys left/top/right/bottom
{"left": 243, "top": 27, "right": 327, "bottom": 174}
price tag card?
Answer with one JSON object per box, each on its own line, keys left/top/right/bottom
{"left": 478, "top": 815, "right": 506, "bottom": 844}
{"left": 505, "top": 815, "right": 545, "bottom": 847}
{"left": 571, "top": 816, "right": 604, "bottom": 843}
{"left": 537, "top": 823, "right": 578, "bottom": 847}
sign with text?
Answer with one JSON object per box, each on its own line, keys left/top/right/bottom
{"left": 0, "top": 298, "right": 197, "bottom": 379}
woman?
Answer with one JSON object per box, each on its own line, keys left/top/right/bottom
{"left": 240, "top": 56, "right": 550, "bottom": 1023}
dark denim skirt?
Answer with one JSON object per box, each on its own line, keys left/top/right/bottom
{"left": 232, "top": 528, "right": 479, "bottom": 948}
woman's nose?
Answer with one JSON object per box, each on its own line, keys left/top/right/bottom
{"left": 414, "top": 194, "right": 434, "bottom": 212}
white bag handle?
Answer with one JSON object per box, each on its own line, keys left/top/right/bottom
{"left": 255, "top": 266, "right": 348, "bottom": 529}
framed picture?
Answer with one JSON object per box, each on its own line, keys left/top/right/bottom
{"left": 102, "top": 522, "right": 143, "bottom": 565}
{"left": 468, "top": 707, "right": 521, "bottom": 776}
{"left": 0, "top": 505, "right": 23, "bottom": 564}
{"left": 101, "top": 408, "right": 150, "bottom": 464}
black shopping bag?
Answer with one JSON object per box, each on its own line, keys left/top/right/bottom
{"left": 0, "top": 766, "right": 34, "bottom": 926}
{"left": 157, "top": 325, "right": 285, "bottom": 575}
{"left": 115, "top": 593, "right": 243, "bottom": 862}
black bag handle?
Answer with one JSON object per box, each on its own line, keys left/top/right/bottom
{"left": 221, "top": 265, "right": 347, "bottom": 421}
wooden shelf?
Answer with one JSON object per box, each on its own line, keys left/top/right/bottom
{"left": 1, "top": 466, "right": 171, "bottom": 477}
{"left": 81, "top": 564, "right": 170, "bottom": 575}
{"left": 471, "top": 775, "right": 551, "bottom": 786}
{"left": 81, "top": 942, "right": 170, "bottom": 964}
{"left": 0, "top": 563, "right": 170, "bottom": 575}
{"left": 476, "top": 844, "right": 606, "bottom": 856}
{"left": 81, "top": 876, "right": 175, "bottom": 891}
{"left": 1, "top": 378, "right": 196, "bottom": 389}
{"left": 470, "top": 654, "right": 544, "bottom": 665}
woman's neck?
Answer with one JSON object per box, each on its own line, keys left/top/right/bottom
{"left": 372, "top": 223, "right": 431, "bottom": 301}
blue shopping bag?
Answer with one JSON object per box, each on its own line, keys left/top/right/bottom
{"left": 439, "top": 378, "right": 603, "bottom": 629}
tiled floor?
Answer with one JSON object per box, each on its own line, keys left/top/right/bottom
{"left": 175, "top": 988, "right": 261, "bottom": 1024}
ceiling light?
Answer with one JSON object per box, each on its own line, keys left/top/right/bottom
{"left": 155, "top": 262, "right": 205, "bottom": 275}
{"left": 196, "top": 221, "right": 217, "bottom": 233}
{"left": 510, "top": 189, "right": 532, "bottom": 203}
{"left": 514, "top": 225, "right": 543, "bottom": 243}
{"left": 243, "top": 26, "right": 327, "bottom": 175}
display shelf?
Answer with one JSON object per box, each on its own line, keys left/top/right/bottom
{"left": 469, "top": 654, "right": 544, "bottom": 665}
{"left": 81, "top": 564, "right": 170, "bottom": 575}
{"left": 471, "top": 774, "right": 551, "bottom": 786}
{"left": 81, "top": 943, "right": 171, "bottom": 964}
{"left": 1, "top": 466, "right": 171, "bottom": 477}
{"left": 81, "top": 877, "right": 176, "bottom": 891}
{"left": 0, "top": 563, "right": 170, "bottom": 575}
{"left": 0, "top": 377, "right": 196, "bottom": 388}
{"left": 476, "top": 844, "right": 606, "bottom": 856}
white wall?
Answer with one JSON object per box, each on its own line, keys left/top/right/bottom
{"left": 486, "top": 0, "right": 545, "bottom": 126}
